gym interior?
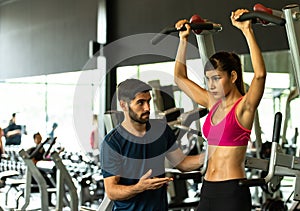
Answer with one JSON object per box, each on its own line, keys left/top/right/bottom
{"left": 1, "top": 0, "right": 300, "bottom": 210}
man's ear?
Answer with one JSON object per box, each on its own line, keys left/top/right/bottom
{"left": 120, "top": 100, "right": 128, "bottom": 111}
{"left": 231, "top": 70, "right": 237, "bottom": 84}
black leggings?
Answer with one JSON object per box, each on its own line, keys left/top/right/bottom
{"left": 196, "top": 179, "right": 251, "bottom": 211}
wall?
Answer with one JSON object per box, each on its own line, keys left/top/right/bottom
{"left": 1, "top": 0, "right": 299, "bottom": 78}
{"left": 0, "top": 0, "right": 98, "bottom": 79}
{"left": 106, "top": 0, "right": 298, "bottom": 66}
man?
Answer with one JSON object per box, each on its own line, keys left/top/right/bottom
{"left": 3, "top": 113, "right": 24, "bottom": 145}
{"left": 26, "top": 132, "right": 45, "bottom": 164}
{"left": 26, "top": 132, "right": 56, "bottom": 207}
{"left": 100, "top": 78, "right": 205, "bottom": 210}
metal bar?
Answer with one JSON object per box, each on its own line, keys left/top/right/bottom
{"left": 195, "top": 33, "right": 216, "bottom": 70}
{"left": 283, "top": 5, "right": 300, "bottom": 90}
{"left": 245, "top": 156, "right": 269, "bottom": 171}
{"left": 19, "top": 149, "right": 49, "bottom": 211}
{"left": 97, "top": 194, "right": 113, "bottom": 211}
{"left": 51, "top": 152, "right": 79, "bottom": 211}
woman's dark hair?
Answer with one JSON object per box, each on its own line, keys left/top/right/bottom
{"left": 204, "top": 51, "right": 245, "bottom": 95}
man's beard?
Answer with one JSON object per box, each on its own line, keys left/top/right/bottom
{"left": 128, "top": 106, "right": 150, "bottom": 124}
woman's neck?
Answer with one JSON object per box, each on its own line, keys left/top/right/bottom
{"left": 219, "top": 92, "right": 242, "bottom": 110}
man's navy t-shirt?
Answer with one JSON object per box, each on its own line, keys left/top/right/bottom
{"left": 101, "top": 119, "right": 178, "bottom": 211}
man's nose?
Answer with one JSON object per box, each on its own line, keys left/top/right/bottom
{"left": 144, "top": 102, "right": 150, "bottom": 111}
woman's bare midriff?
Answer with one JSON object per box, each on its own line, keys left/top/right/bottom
{"left": 204, "top": 145, "right": 247, "bottom": 181}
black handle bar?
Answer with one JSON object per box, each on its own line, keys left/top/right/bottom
{"left": 43, "top": 137, "right": 57, "bottom": 159}
{"left": 272, "top": 112, "right": 282, "bottom": 143}
{"left": 238, "top": 11, "right": 286, "bottom": 26}
{"left": 151, "top": 22, "right": 221, "bottom": 45}
{"left": 28, "top": 137, "right": 57, "bottom": 159}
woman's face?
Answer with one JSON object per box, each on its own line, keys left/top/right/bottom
{"left": 205, "top": 69, "right": 233, "bottom": 99}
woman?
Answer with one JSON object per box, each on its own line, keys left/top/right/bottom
{"left": 174, "top": 9, "right": 266, "bottom": 211}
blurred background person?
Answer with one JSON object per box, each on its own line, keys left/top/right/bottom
{"left": 90, "top": 114, "right": 100, "bottom": 164}
{"left": 3, "top": 113, "right": 26, "bottom": 145}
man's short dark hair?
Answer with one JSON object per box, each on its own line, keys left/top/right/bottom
{"left": 117, "top": 79, "right": 152, "bottom": 102}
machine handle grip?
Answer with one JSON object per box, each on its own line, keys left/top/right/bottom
{"left": 237, "top": 11, "right": 286, "bottom": 26}
{"left": 239, "top": 178, "right": 266, "bottom": 187}
{"left": 272, "top": 112, "right": 282, "bottom": 143}
{"left": 151, "top": 22, "right": 221, "bottom": 45}
{"left": 43, "top": 137, "right": 58, "bottom": 159}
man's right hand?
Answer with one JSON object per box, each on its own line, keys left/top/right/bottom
{"left": 103, "top": 169, "right": 173, "bottom": 201}
{"left": 136, "top": 169, "right": 173, "bottom": 191}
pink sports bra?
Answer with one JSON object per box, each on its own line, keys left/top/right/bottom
{"left": 202, "top": 97, "right": 251, "bottom": 146}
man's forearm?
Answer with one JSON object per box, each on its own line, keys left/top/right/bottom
{"left": 105, "top": 182, "right": 142, "bottom": 201}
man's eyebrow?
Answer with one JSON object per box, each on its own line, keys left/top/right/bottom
{"left": 136, "top": 97, "right": 151, "bottom": 102}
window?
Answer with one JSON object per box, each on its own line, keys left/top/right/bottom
{"left": 117, "top": 60, "right": 297, "bottom": 146}
{"left": 0, "top": 71, "right": 98, "bottom": 152}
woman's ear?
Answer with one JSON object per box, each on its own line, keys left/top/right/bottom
{"left": 231, "top": 70, "right": 237, "bottom": 84}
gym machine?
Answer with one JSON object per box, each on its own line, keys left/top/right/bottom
{"left": 248, "top": 3, "right": 300, "bottom": 93}
{"left": 148, "top": 78, "right": 208, "bottom": 154}
{"left": 237, "top": 4, "right": 300, "bottom": 210}
{"left": 240, "top": 111, "right": 300, "bottom": 210}
{"left": 18, "top": 137, "right": 79, "bottom": 211}
{"left": 283, "top": 5, "right": 300, "bottom": 93}
{"left": 0, "top": 145, "right": 26, "bottom": 209}
{"left": 50, "top": 151, "right": 79, "bottom": 211}
{"left": 18, "top": 138, "right": 56, "bottom": 210}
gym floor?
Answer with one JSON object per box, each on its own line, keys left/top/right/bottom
{"left": 0, "top": 187, "right": 71, "bottom": 211}
{"left": 0, "top": 185, "right": 101, "bottom": 211}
